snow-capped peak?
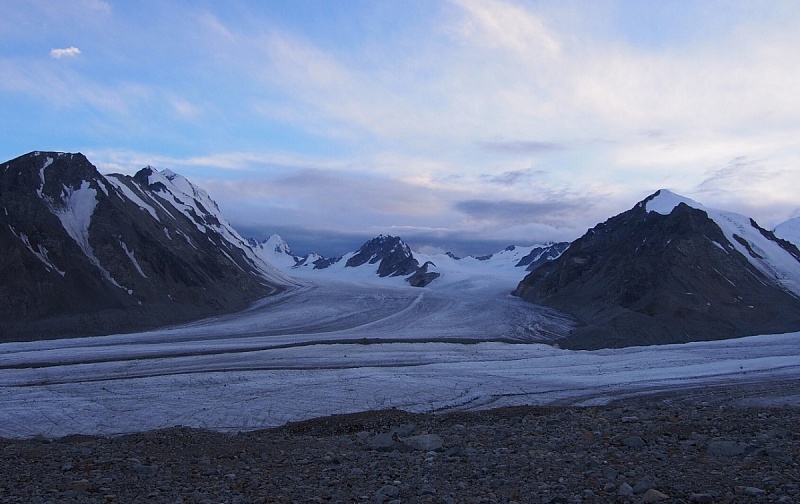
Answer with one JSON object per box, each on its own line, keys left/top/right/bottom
{"left": 250, "top": 234, "right": 302, "bottom": 270}
{"left": 645, "top": 189, "right": 704, "bottom": 215}
{"left": 145, "top": 167, "right": 220, "bottom": 215}
{"left": 642, "top": 189, "right": 800, "bottom": 297}
{"left": 265, "top": 234, "right": 292, "bottom": 255}
{"left": 128, "top": 165, "right": 289, "bottom": 285}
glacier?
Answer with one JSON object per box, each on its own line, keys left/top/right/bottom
{"left": 1, "top": 266, "right": 798, "bottom": 439}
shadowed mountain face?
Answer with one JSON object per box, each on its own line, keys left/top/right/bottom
{"left": 515, "top": 242, "right": 571, "bottom": 271}
{"left": 514, "top": 191, "right": 800, "bottom": 349}
{"left": 0, "top": 151, "right": 287, "bottom": 342}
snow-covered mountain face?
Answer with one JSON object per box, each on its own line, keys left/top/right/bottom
{"left": 775, "top": 217, "right": 800, "bottom": 249}
{"left": 0, "top": 151, "right": 289, "bottom": 342}
{"left": 248, "top": 234, "right": 300, "bottom": 269}
{"left": 445, "top": 243, "right": 571, "bottom": 271}
{"left": 514, "top": 189, "right": 800, "bottom": 349}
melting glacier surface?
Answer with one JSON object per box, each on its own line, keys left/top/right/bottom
{"left": 0, "top": 273, "right": 798, "bottom": 438}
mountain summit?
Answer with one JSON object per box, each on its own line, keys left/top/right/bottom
{"left": 0, "top": 151, "right": 289, "bottom": 341}
{"left": 344, "top": 234, "right": 419, "bottom": 277}
{"left": 514, "top": 189, "right": 800, "bottom": 349}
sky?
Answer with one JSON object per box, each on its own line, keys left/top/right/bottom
{"left": 2, "top": 0, "right": 800, "bottom": 257}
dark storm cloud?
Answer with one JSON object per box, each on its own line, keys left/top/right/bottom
{"left": 454, "top": 198, "right": 587, "bottom": 228}
{"left": 233, "top": 224, "right": 372, "bottom": 257}
{"left": 475, "top": 140, "right": 566, "bottom": 154}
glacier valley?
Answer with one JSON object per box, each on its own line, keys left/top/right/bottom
{"left": 1, "top": 266, "right": 798, "bottom": 439}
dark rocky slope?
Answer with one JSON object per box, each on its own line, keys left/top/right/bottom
{"left": 345, "top": 234, "right": 420, "bottom": 277}
{"left": 514, "top": 190, "right": 800, "bottom": 349}
{"left": 0, "top": 151, "right": 287, "bottom": 342}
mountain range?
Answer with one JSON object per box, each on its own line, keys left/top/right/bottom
{"left": 248, "top": 233, "right": 569, "bottom": 287}
{"left": 2, "top": 151, "right": 799, "bottom": 348}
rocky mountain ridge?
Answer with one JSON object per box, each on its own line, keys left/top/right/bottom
{"left": 0, "top": 151, "right": 289, "bottom": 342}
{"left": 514, "top": 189, "right": 800, "bottom": 349}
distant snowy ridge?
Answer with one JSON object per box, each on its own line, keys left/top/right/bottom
{"left": 250, "top": 233, "right": 570, "bottom": 288}
{"left": 775, "top": 216, "right": 800, "bottom": 249}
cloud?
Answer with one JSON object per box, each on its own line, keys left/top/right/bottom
{"left": 476, "top": 140, "right": 565, "bottom": 154}
{"left": 50, "top": 46, "right": 81, "bottom": 59}
{"left": 695, "top": 156, "right": 769, "bottom": 197}
{"left": 454, "top": 198, "right": 588, "bottom": 228}
{"left": 692, "top": 155, "right": 799, "bottom": 227}
{"left": 481, "top": 168, "right": 545, "bottom": 186}
{"left": 232, "top": 224, "right": 371, "bottom": 257}
{"left": 169, "top": 98, "right": 202, "bottom": 119}
{"left": 5, "top": 0, "right": 800, "bottom": 249}
{"left": 450, "top": 0, "right": 561, "bottom": 58}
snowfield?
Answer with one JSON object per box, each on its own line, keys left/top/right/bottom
{"left": 1, "top": 267, "right": 799, "bottom": 439}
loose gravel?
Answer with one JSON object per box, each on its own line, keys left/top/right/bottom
{"left": 1, "top": 390, "right": 798, "bottom": 503}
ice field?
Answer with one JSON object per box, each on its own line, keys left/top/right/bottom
{"left": 1, "top": 268, "right": 799, "bottom": 438}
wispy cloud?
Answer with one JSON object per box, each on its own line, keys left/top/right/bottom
{"left": 4, "top": 0, "right": 800, "bottom": 251}
{"left": 449, "top": 0, "right": 561, "bottom": 58}
{"left": 480, "top": 168, "right": 545, "bottom": 187}
{"left": 0, "top": 59, "right": 149, "bottom": 114}
{"left": 50, "top": 46, "right": 81, "bottom": 59}
{"left": 695, "top": 156, "right": 769, "bottom": 196}
{"left": 476, "top": 140, "right": 565, "bottom": 155}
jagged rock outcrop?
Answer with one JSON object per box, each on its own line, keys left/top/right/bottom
{"left": 514, "top": 190, "right": 800, "bottom": 349}
{"left": 345, "top": 234, "right": 420, "bottom": 277}
{"left": 406, "top": 261, "right": 441, "bottom": 287}
{"left": 0, "top": 151, "right": 288, "bottom": 341}
{"left": 515, "top": 242, "right": 571, "bottom": 271}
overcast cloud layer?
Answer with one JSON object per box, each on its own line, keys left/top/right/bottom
{"left": 2, "top": 0, "right": 799, "bottom": 256}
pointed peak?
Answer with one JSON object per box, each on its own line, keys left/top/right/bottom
{"left": 134, "top": 165, "right": 157, "bottom": 179}
{"left": 265, "top": 234, "right": 292, "bottom": 255}
{"left": 644, "top": 189, "right": 704, "bottom": 215}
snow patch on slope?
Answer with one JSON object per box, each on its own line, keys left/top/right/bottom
{"left": 52, "top": 182, "right": 96, "bottom": 256}
{"left": 119, "top": 240, "right": 147, "bottom": 278}
{"left": 105, "top": 175, "right": 159, "bottom": 221}
{"left": 36, "top": 156, "right": 53, "bottom": 197}
{"left": 8, "top": 228, "right": 65, "bottom": 276}
{"left": 52, "top": 181, "right": 123, "bottom": 288}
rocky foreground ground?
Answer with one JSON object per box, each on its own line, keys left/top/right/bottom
{"left": 1, "top": 384, "right": 798, "bottom": 504}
